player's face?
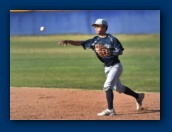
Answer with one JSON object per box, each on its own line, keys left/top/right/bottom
{"left": 94, "top": 25, "right": 106, "bottom": 35}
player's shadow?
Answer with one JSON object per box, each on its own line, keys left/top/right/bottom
{"left": 136, "top": 109, "right": 160, "bottom": 114}
{"left": 128, "top": 108, "right": 160, "bottom": 115}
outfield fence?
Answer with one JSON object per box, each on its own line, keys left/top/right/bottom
{"left": 10, "top": 10, "right": 160, "bottom": 35}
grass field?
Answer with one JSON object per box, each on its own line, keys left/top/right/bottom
{"left": 10, "top": 34, "right": 160, "bottom": 92}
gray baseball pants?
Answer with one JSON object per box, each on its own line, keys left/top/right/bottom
{"left": 104, "top": 62, "right": 125, "bottom": 93}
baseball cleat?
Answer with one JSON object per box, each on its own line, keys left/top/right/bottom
{"left": 136, "top": 93, "right": 145, "bottom": 110}
{"left": 97, "top": 108, "right": 116, "bottom": 116}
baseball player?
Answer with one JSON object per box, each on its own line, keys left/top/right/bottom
{"left": 58, "top": 18, "right": 145, "bottom": 116}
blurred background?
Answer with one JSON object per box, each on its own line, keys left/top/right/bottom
{"left": 10, "top": 10, "right": 160, "bottom": 35}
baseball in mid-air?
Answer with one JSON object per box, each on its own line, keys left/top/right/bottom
{"left": 40, "top": 26, "right": 45, "bottom": 32}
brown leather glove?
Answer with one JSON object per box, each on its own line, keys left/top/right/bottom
{"left": 95, "top": 44, "right": 111, "bottom": 57}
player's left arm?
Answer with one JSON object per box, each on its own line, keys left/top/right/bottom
{"left": 110, "top": 38, "right": 124, "bottom": 56}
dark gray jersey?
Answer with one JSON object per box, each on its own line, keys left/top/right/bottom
{"left": 81, "top": 34, "right": 124, "bottom": 67}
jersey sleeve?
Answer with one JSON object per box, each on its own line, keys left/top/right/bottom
{"left": 111, "top": 37, "right": 124, "bottom": 56}
{"left": 80, "top": 36, "right": 98, "bottom": 50}
{"left": 80, "top": 39, "right": 92, "bottom": 50}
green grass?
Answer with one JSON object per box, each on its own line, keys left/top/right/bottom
{"left": 10, "top": 34, "right": 160, "bottom": 92}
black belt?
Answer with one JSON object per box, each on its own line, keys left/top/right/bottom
{"left": 104, "top": 62, "right": 120, "bottom": 67}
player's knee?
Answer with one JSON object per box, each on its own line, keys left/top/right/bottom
{"left": 116, "top": 85, "right": 125, "bottom": 93}
{"left": 103, "top": 86, "right": 113, "bottom": 92}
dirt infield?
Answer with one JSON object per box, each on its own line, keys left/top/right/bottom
{"left": 10, "top": 87, "right": 160, "bottom": 120}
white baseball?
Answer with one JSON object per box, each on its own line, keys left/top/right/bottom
{"left": 40, "top": 26, "right": 45, "bottom": 32}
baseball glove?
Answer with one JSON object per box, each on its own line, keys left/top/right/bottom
{"left": 95, "top": 44, "right": 111, "bottom": 57}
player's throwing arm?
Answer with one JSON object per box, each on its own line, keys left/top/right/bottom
{"left": 58, "top": 40, "right": 81, "bottom": 47}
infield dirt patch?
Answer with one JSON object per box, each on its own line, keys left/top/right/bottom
{"left": 10, "top": 87, "right": 160, "bottom": 120}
